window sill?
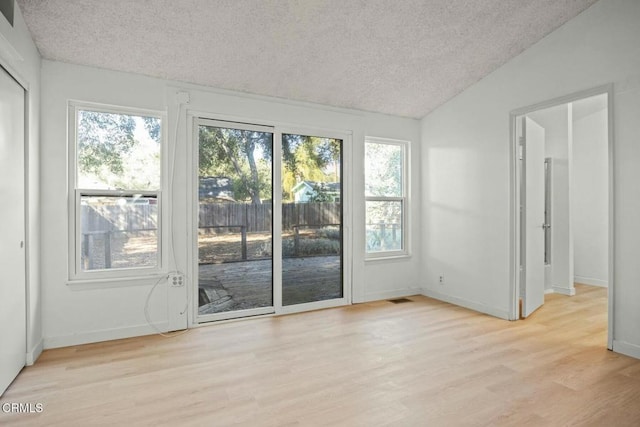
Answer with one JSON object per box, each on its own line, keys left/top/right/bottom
{"left": 365, "top": 253, "right": 411, "bottom": 262}
{"left": 67, "top": 274, "right": 167, "bottom": 289}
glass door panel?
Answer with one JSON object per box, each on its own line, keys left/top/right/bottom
{"left": 281, "top": 134, "right": 343, "bottom": 306}
{"left": 197, "top": 122, "right": 273, "bottom": 317}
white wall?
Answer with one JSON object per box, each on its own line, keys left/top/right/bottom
{"left": 421, "top": 0, "right": 640, "bottom": 358}
{"left": 529, "top": 104, "right": 573, "bottom": 293}
{"left": 572, "top": 102, "right": 608, "bottom": 287}
{"left": 0, "top": 3, "right": 42, "bottom": 364}
{"left": 40, "top": 60, "right": 421, "bottom": 348}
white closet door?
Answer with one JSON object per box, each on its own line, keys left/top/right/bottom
{"left": 0, "top": 66, "right": 26, "bottom": 396}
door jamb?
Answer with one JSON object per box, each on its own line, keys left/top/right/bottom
{"left": 508, "top": 84, "right": 614, "bottom": 350}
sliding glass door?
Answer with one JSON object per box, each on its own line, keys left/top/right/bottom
{"left": 281, "top": 134, "right": 343, "bottom": 306}
{"left": 195, "top": 120, "right": 347, "bottom": 322}
{"left": 197, "top": 120, "right": 274, "bottom": 320}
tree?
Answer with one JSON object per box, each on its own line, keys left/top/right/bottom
{"left": 77, "top": 111, "right": 161, "bottom": 190}
{"left": 78, "top": 110, "right": 136, "bottom": 178}
{"left": 281, "top": 135, "right": 341, "bottom": 202}
{"left": 199, "top": 127, "right": 272, "bottom": 204}
{"left": 143, "top": 116, "right": 161, "bottom": 141}
{"left": 308, "top": 183, "right": 335, "bottom": 202}
{"left": 198, "top": 128, "right": 341, "bottom": 203}
{"left": 364, "top": 142, "right": 402, "bottom": 197}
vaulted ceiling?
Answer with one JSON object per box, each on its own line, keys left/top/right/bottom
{"left": 18, "top": 0, "right": 598, "bottom": 118}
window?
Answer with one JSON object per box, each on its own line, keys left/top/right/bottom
{"left": 70, "top": 104, "right": 164, "bottom": 278}
{"left": 365, "top": 137, "right": 408, "bottom": 257}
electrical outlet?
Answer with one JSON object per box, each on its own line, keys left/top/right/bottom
{"left": 169, "top": 273, "right": 184, "bottom": 287}
{"left": 439, "top": 274, "right": 445, "bottom": 285}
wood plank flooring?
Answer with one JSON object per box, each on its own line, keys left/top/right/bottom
{"left": 2, "top": 284, "right": 640, "bottom": 426}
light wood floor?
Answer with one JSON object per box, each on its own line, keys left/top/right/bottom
{"left": 2, "top": 285, "right": 640, "bottom": 426}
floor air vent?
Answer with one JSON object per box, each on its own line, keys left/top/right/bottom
{"left": 388, "top": 298, "right": 412, "bottom": 304}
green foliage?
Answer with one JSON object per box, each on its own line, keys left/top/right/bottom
{"left": 198, "top": 129, "right": 341, "bottom": 204}
{"left": 365, "top": 201, "right": 403, "bottom": 251}
{"left": 143, "top": 116, "right": 161, "bottom": 142}
{"left": 78, "top": 110, "right": 136, "bottom": 178}
{"left": 318, "top": 227, "right": 341, "bottom": 241}
{"left": 77, "top": 111, "right": 161, "bottom": 190}
{"left": 308, "top": 183, "right": 334, "bottom": 202}
{"left": 365, "top": 142, "right": 402, "bottom": 197}
{"left": 281, "top": 135, "right": 341, "bottom": 201}
{"left": 199, "top": 126, "right": 272, "bottom": 204}
{"left": 366, "top": 225, "right": 402, "bottom": 252}
{"left": 282, "top": 238, "right": 340, "bottom": 257}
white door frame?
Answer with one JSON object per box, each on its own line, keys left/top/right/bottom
{"left": 188, "top": 114, "right": 352, "bottom": 324}
{"left": 509, "top": 84, "right": 614, "bottom": 349}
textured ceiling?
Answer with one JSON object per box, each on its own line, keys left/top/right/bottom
{"left": 18, "top": 0, "right": 598, "bottom": 118}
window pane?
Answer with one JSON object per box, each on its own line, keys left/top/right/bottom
{"left": 365, "top": 142, "right": 403, "bottom": 197}
{"left": 80, "top": 195, "right": 158, "bottom": 270}
{"left": 77, "top": 110, "right": 161, "bottom": 190}
{"left": 366, "top": 201, "right": 403, "bottom": 252}
{"left": 197, "top": 125, "right": 273, "bottom": 315}
{"left": 282, "top": 134, "right": 343, "bottom": 306}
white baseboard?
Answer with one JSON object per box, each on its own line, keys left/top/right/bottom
{"left": 612, "top": 340, "right": 640, "bottom": 360}
{"left": 363, "top": 288, "right": 421, "bottom": 303}
{"left": 544, "top": 288, "right": 555, "bottom": 294}
{"left": 574, "top": 276, "right": 608, "bottom": 287}
{"left": 43, "top": 322, "right": 170, "bottom": 349}
{"left": 552, "top": 285, "right": 576, "bottom": 296}
{"left": 421, "top": 288, "right": 510, "bottom": 320}
{"left": 25, "top": 338, "right": 43, "bottom": 365}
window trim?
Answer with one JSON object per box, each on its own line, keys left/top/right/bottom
{"left": 68, "top": 101, "right": 167, "bottom": 281}
{"left": 364, "top": 137, "right": 410, "bottom": 260}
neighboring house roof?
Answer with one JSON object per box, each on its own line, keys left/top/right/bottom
{"left": 292, "top": 180, "right": 340, "bottom": 194}
{"left": 199, "top": 177, "right": 235, "bottom": 201}
{"left": 292, "top": 181, "right": 340, "bottom": 202}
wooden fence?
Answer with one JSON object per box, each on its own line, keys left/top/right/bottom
{"left": 81, "top": 202, "right": 341, "bottom": 234}
{"left": 198, "top": 202, "right": 341, "bottom": 232}
{"left": 81, "top": 202, "right": 342, "bottom": 267}
{"left": 81, "top": 204, "right": 157, "bottom": 233}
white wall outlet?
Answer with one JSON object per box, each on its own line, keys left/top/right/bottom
{"left": 439, "top": 274, "right": 445, "bottom": 285}
{"left": 169, "top": 273, "right": 184, "bottom": 287}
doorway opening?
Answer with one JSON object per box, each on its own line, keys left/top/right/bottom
{"left": 510, "top": 86, "right": 613, "bottom": 349}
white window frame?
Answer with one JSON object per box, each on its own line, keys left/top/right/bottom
{"left": 364, "top": 137, "right": 410, "bottom": 260}
{"left": 68, "top": 102, "right": 167, "bottom": 281}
